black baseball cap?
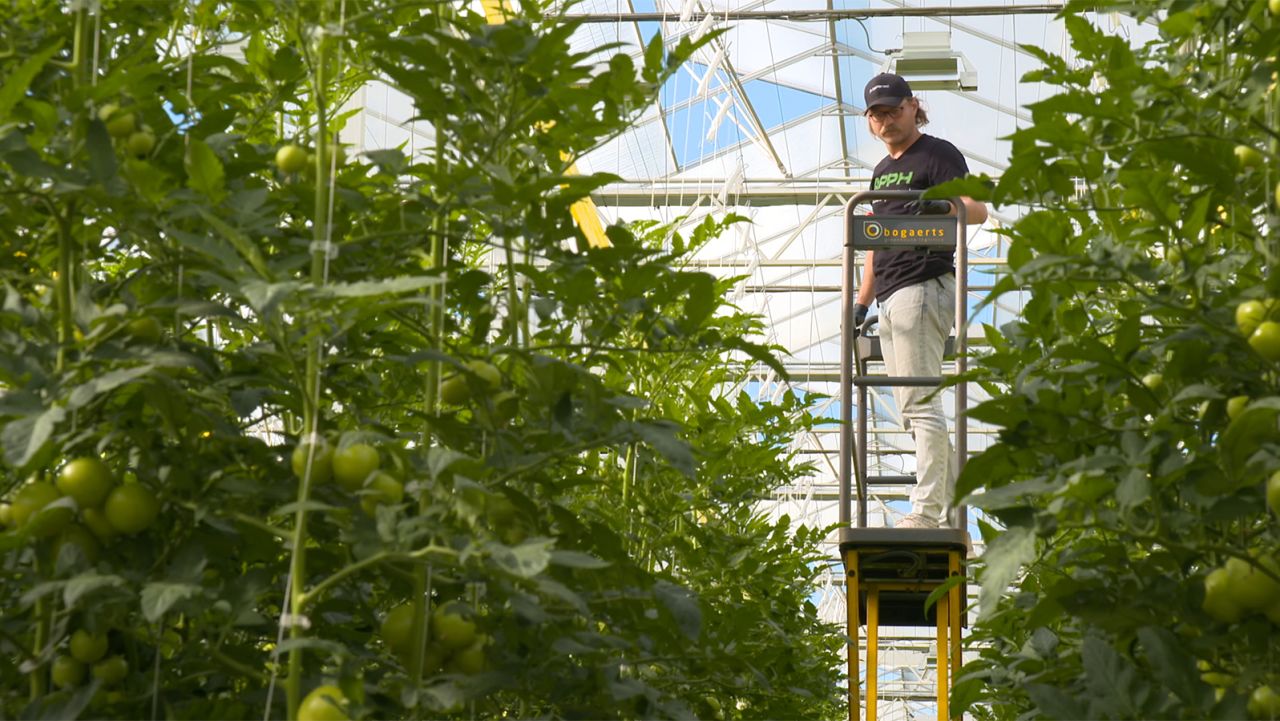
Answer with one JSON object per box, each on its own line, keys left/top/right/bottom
{"left": 864, "top": 73, "right": 913, "bottom": 111}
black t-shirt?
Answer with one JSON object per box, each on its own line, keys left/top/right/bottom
{"left": 869, "top": 134, "right": 969, "bottom": 303}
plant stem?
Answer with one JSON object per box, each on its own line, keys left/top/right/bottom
{"left": 53, "top": 209, "right": 74, "bottom": 373}
{"left": 30, "top": 552, "right": 48, "bottom": 701}
{"left": 286, "top": 3, "right": 334, "bottom": 716}
{"left": 297, "top": 545, "right": 457, "bottom": 611}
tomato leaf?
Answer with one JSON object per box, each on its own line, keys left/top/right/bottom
{"left": 185, "top": 139, "right": 226, "bottom": 202}
{"left": 1221, "top": 405, "right": 1280, "bottom": 481}
{"left": 67, "top": 366, "right": 154, "bottom": 410}
{"left": 17, "top": 679, "right": 100, "bottom": 721}
{"left": 63, "top": 573, "right": 128, "bottom": 608}
{"left": 653, "top": 580, "right": 701, "bottom": 640}
{"left": 1024, "top": 682, "right": 1086, "bottom": 720}
{"left": 488, "top": 538, "right": 554, "bottom": 578}
{"left": 0, "top": 43, "right": 60, "bottom": 120}
{"left": 1081, "top": 635, "right": 1142, "bottom": 717}
{"left": 1137, "top": 626, "right": 1204, "bottom": 708}
{"left": 1, "top": 405, "right": 66, "bottom": 469}
{"left": 140, "top": 582, "right": 204, "bottom": 623}
{"left": 977, "top": 525, "right": 1035, "bottom": 620}
{"left": 549, "top": 549, "right": 610, "bottom": 570}
{"left": 197, "top": 209, "right": 273, "bottom": 280}
{"left": 85, "top": 120, "right": 117, "bottom": 184}
{"left": 312, "top": 276, "right": 445, "bottom": 299}
{"left": 633, "top": 420, "right": 694, "bottom": 478}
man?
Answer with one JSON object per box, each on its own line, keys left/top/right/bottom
{"left": 853, "top": 73, "right": 988, "bottom": 529}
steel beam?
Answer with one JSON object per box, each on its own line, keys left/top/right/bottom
{"left": 558, "top": 3, "right": 1065, "bottom": 23}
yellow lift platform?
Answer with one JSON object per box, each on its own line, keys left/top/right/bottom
{"left": 838, "top": 190, "right": 972, "bottom": 721}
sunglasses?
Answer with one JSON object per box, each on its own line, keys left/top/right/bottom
{"left": 866, "top": 105, "right": 908, "bottom": 122}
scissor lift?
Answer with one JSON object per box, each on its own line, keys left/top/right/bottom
{"left": 839, "top": 191, "right": 971, "bottom": 721}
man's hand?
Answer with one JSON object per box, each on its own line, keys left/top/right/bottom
{"left": 853, "top": 303, "right": 869, "bottom": 330}
{"left": 905, "top": 198, "right": 952, "bottom": 215}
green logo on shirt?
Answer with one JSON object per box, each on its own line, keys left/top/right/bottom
{"left": 874, "top": 171, "right": 914, "bottom": 189}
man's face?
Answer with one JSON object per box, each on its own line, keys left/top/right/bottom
{"left": 867, "top": 98, "right": 918, "bottom": 143}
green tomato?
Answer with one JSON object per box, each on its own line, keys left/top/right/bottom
{"left": 1249, "top": 321, "right": 1280, "bottom": 361}
{"left": 298, "top": 685, "right": 350, "bottom": 721}
{"left": 1225, "top": 556, "right": 1280, "bottom": 611}
{"left": 1268, "top": 470, "right": 1280, "bottom": 516}
{"left": 1249, "top": 685, "right": 1280, "bottom": 719}
{"left": 1201, "top": 671, "right": 1234, "bottom": 689}
{"left": 439, "top": 374, "right": 471, "bottom": 406}
{"left": 1227, "top": 395, "right": 1250, "bottom": 421}
{"left": 1234, "top": 145, "right": 1264, "bottom": 169}
{"left": 380, "top": 603, "right": 420, "bottom": 655}
{"left": 465, "top": 359, "right": 501, "bottom": 388}
{"left": 91, "top": 655, "right": 128, "bottom": 685}
{"left": 98, "top": 104, "right": 137, "bottom": 138}
{"left": 1141, "top": 373, "right": 1164, "bottom": 392}
{"left": 12, "top": 482, "right": 73, "bottom": 537}
{"left": 125, "top": 317, "right": 163, "bottom": 344}
{"left": 70, "top": 629, "right": 109, "bottom": 664}
{"left": 51, "top": 656, "right": 86, "bottom": 689}
{"left": 275, "top": 144, "right": 309, "bottom": 174}
{"left": 1203, "top": 567, "right": 1244, "bottom": 623}
{"left": 441, "top": 361, "right": 502, "bottom": 406}
{"left": 447, "top": 635, "right": 488, "bottom": 675}
{"left": 11, "top": 482, "right": 59, "bottom": 527}
{"left": 359, "top": 472, "right": 404, "bottom": 516}
{"left": 332, "top": 443, "right": 380, "bottom": 491}
{"left": 81, "top": 507, "right": 117, "bottom": 542}
{"left": 56, "top": 457, "right": 115, "bottom": 508}
{"left": 125, "top": 130, "right": 155, "bottom": 157}
{"left": 1238, "top": 300, "right": 1269, "bottom": 337}
{"left": 1272, "top": 0, "right": 1280, "bottom": 17}
{"left": 291, "top": 439, "right": 334, "bottom": 484}
{"left": 103, "top": 484, "right": 159, "bottom": 535}
{"left": 431, "top": 604, "right": 477, "bottom": 651}
{"left": 0, "top": 503, "right": 12, "bottom": 527}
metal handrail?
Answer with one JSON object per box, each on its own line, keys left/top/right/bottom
{"left": 840, "top": 191, "right": 968, "bottom": 530}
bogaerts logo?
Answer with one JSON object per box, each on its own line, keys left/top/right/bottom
{"left": 859, "top": 219, "right": 947, "bottom": 241}
{"left": 878, "top": 226, "right": 947, "bottom": 240}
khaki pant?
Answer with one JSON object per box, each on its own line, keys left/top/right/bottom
{"left": 879, "top": 273, "right": 956, "bottom": 524}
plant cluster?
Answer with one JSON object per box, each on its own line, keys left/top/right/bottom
{"left": 0, "top": 1, "right": 841, "bottom": 719}
{"left": 939, "top": 1, "right": 1280, "bottom": 718}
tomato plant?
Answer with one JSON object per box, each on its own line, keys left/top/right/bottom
{"left": 0, "top": 0, "right": 841, "bottom": 719}
{"left": 944, "top": 2, "right": 1280, "bottom": 718}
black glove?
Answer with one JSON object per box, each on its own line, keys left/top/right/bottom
{"left": 905, "top": 198, "right": 953, "bottom": 215}
{"left": 853, "top": 303, "right": 869, "bottom": 330}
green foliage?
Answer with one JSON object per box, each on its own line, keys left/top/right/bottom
{"left": 955, "top": 1, "right": 1280, "bottom": 719}
{"left": 0, "top": 1, "right": 839, "bottom": 719}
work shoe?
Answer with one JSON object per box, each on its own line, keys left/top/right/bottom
{"left": 896, "top": 513, "right": 939, "bottom": 529}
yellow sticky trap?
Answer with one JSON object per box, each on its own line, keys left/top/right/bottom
{"left": 480, "top": 0, "right": 507, "bottom": 24}
{"left": 565, "top": 160, "right": 610, "bottom": 249}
